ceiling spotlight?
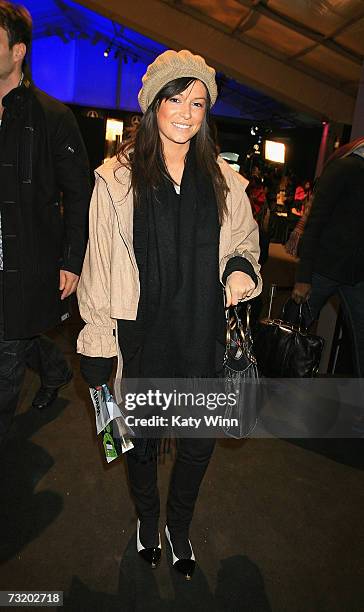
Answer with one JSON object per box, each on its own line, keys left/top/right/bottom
{"left": 250, "top": 127, "right": 256, "bottom": 136}
{"left": 104, "top": 45, "right": 111, "bottom": 58}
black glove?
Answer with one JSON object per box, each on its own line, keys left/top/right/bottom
{"left": 80, "top": 355, "right": 114, "bottom": 388}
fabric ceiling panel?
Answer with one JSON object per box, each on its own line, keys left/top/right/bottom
{"left": 335, "top": 19, "right": 364, "bottom": 55}
{"left": 182, "top": 0, "right": 248, "bottom": 30}
{"left": 269, "top": 0, "right": 364, "bottom": 35}
{"left": 241, "top": 14, "right": 312, "bottom": 56}
{"left": 76, "top": 0, "right": 358, "bottom": 123}
{"left": 299, "top": 46, "right": 362, "bottom": 89}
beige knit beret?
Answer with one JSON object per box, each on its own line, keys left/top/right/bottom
{"left": 138, "top": 49, "right": 218, "bottom": 113}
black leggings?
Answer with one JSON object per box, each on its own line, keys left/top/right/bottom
{"left": 118, "top": 321, "right": 218, "bottom": 534}
{"left": 126, "top": 437, "right": 216, "bottom": 533}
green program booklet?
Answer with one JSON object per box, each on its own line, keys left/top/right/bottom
{"left": 90, "top": 384, "right": 134, "bottom": 462}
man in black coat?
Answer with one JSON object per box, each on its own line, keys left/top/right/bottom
{"left": 292, "top": 138, "right": 364, "bottom": 377}
{"left": 0, "top": 2, "right": 90, "bottom": 443}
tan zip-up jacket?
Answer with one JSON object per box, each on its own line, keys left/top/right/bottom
{"left": 77, "top": 156, "right": 262, "bottom": 370}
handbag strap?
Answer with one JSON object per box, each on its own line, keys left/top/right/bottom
{"left": 267, "top": 284, "right": 276, "bottom": 319}
{"left": 266, "top": 284, "right": 293, "bottom": 319}
{"left": 225, "top": 303, "right": 252, "bottom": 350}
{"left": 281, "top": 299, "right": 313, "bottom": 331}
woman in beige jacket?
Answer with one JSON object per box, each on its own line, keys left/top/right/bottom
{"left": 77, "top": 50, "right": 262, "bottom": 580}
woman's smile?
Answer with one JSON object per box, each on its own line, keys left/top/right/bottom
{"left": 171, "top": 122, "right": 191, "bottom": 129}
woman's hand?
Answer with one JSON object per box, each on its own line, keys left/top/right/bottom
{"left": 225, "top": 271, "right": 256, "bottom": 307}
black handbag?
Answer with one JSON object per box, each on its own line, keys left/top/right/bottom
{"left": 253, "top": 297, "right": 324, "bottom": 378}
{"left": 223, "top": 304, "right": 260, "bottom": 438}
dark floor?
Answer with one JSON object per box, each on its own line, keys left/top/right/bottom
{"left": 0, "top": 245, "right": 363, "bottom": 612}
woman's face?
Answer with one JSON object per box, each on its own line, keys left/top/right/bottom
{"left": 156, "top": 80, "right": 207, "bottom": 147}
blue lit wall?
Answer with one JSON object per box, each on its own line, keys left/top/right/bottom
{"left": 23, "top": 0, "right": 258, "bottom": 118}
{"left": 23, "top": 0, "right": 167, "bottom": 112}
{"left": 31, "top": 34, "right": 148, "bottom": 110}
{"left": 30, "top": 35, "right": 246, "bottom": 118}
{"left": 120, "top": 60, "right": 149, "bottom": 111}
{"left": 31, "top": 36, "right": 77, "bottom": 103}
{"left": 73, "top": 39, "right": 118, "bottom": 107}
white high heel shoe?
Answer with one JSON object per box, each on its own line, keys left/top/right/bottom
{"left": 165, "top": 525, "right": 196, "bottom": 580}
{"left": 137, "top": 519, "right": 161, "bottom": 568}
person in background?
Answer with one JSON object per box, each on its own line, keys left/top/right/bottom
{"left": 276, "top": 175, "right": 288, "bottom": 209}
{"left": 292, "top": 137, "right": 364, "bottom": 377}
{"left": 247, "top": 175, "right": 267, "bottom": 218}
{"left": 291, "top": 180, "right": 312, "bottom": 217}
{"left": 77, "top": 49, "right": 261, "bottom": 580}
{"left": 285, "top": 195, "right": 313, "bottom": 257}
{"left": 0, "top": 1, "right": 90, "bottom": 445}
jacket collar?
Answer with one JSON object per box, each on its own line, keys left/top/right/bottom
{"left": 2, "top": 79, "right": 33, "bottom": 117}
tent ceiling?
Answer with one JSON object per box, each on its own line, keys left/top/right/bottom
{"left": 173, "top": 0, "right": 364, "bottom": 94}
{"left": 78, "top": 0, "right": 364, "bottom": 123}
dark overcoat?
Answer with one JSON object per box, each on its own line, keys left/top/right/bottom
{"left": 296, "top": 154, "right": 364, "bottom": 285}
{"left": 0, "top": 80, "right": 90, "bottom": 339}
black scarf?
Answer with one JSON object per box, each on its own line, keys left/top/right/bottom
{"left": 121, "top": 139, "right": 223, "bottom": 378}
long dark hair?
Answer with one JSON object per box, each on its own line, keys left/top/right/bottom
{"left": 117, "top": 77, "right": 229, "bottom": 224}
